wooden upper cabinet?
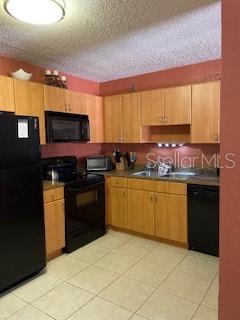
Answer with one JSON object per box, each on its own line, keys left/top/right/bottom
{"left": 155, "top": 193, "right": 187, "bottom": 244}
{"left": 122, "top": 92, "right": 141, "bottom": 143}
{"left": 0, "top": 76, "right": 15, "bottom": 112}
{"left": 191, "top": 81, "right": 220, "bottom": 143}
{"left": 66, "top": 90, "right": 86, "bottom": 114}
{"left": 164, "top": 85, "right": 191, "bottom": 125}
{"left": 14, "top": 79, "right": 46, "bottom": 144}
{"left": 141, "top": 89, "right": 165, "bottom": 126}
{"left": 44, "top": 85, "right": 67, "bottom": 112}
{"left": 86, "top": 94, "right": 104, "bottom": 143}
{"left": 104, "top": 95, "right": 122, "bottom": 143}
{"left": 127, "top": 189, "right": 155, "bottom": 235}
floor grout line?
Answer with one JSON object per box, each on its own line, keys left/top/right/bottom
{"left": 94, "top": 236, "right": 188, "bottom": 318}
{"left": 190, "top": 273, "right": 219, "bottom": 320}
{"left": 1, "top": 230, "right": 219, "bottom": 320}
{"left": 132, "top": 251, "right": 188, "bottom": 318}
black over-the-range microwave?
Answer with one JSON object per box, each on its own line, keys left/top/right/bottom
{"left": 45, "top": 111, "right": 90, "bottom": 143}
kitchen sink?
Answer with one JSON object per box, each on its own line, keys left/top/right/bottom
{"left": 166, "top": 172, "right": 197, "bottom": 177}
{"left": 133, "top": 170, "right": 197, "bottom": 180}
{"left": 133, "top": 171, "right": 158, "bottom": 177}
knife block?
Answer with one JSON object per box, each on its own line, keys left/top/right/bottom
{"left": 116, "top": 157, "right": 125, "bottom": 171}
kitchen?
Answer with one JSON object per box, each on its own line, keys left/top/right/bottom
{"left": 0, "top": 1, "right": 238, "bottom": 319}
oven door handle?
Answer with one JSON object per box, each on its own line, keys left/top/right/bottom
{"left": 67, "top": 182, "right": 104, "bottom": 193}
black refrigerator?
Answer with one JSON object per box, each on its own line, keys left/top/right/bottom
{"left": 0, "top": 113, "right": 46, "bottom": 292}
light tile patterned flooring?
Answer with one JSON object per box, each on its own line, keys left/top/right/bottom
{"left": 0, "top": 230, "right": 219, "bottom": 320}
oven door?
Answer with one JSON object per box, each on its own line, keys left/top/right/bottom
{"left": 65, "top": 181, "right": 105, "bottom": 236}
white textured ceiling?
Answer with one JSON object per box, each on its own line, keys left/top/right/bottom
{"left": 0, "top": 0, "right": 221, "bottom": 82}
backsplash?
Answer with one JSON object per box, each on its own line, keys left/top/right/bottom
{"left": 41, "top": 143, "right": 102, "bottom": 159}
{"left": 101, "top": 143, "right": 220, "bottom": 168}
{"left": 41, "top": 143, "right": 220, "bottom": 168}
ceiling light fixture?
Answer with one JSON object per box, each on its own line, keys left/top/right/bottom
{"left": 4, "top": 0, "right": 65, "bottom": 25}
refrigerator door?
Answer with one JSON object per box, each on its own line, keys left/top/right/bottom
{"left": 0, "top": 164, "right": 46, "bottom": 292}
{"left": 0, "top": 113, "right": 40, "bottom": 169}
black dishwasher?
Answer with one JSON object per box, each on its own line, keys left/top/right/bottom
{"left": 188, "top": 185, "right": 219, "bottom": 256}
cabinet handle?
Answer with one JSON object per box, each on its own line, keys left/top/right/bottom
{"left": 213, "top": 134, "right": 219, "bottom": 142}
{"left": 155, "top": 195, "right": 157, "bottom": 203}
{"left": 65, "top": 104, "right": 68, "bottom": 112}
{"left": 123, "top": 191, "right": 126, "bottom": 197}
{"left": 151, "top": 195, "right": 154, "bottom": 202}
{"left": 69, "top": 104, "right": 72, "bottom": 112}
{"left": 164, "top": 116, "right": 168, "bottom": 123}
{"left": 160, "top": 116, "right": 163, "bottom": 123}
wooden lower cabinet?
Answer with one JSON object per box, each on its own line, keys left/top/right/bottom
{"left": 155, "top": 193, "right": 187, "bottom": 243}
{"left": 43, "top": 187, "right": 65, "bottom": 258}
{"left": 127, "top": 189, "right": 155, "bottom": 235}
{"left": 44, "top": 199, "right": 65, "bottom": 257}
{"left": 107, "top": 177, "right": 188, "bottom": 245}
{"left": 108, "top": 187, "right": 128, "bottom": 228}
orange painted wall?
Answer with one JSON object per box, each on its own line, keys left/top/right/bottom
{"left": 99, "top": 59, "right": 222, "bottom": 96}
{"left": 0, "top": 54, "right": 100, "bottom": 95}
{"left": 219, "top": 1, "right": 240, "bottom": 319}
{"left": 1, "top": 54, "right": 221, "bottom": 166}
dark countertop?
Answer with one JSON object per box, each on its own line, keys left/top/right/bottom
{"left": 43, "top": 180, "right": 65, "bottom": 191}
{"left": 94, "top": 169, "right": 220, "bottom": 187}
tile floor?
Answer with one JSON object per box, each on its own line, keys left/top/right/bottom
{"left": 0, "top": 230, "right": 219, "bottom": 320}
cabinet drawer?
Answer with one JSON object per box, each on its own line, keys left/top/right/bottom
{"left": 43, "top": 187, "right": 64, "bottom": 203}
{"left": 109, "top": 177, "right": 128, "bottom": 188}
{"left": 154, "top": 181, "right": 186, "bottom": 195}
{"left": 127, "top": 178, "right": 186, "bottom": 195}
{"left": 127, "top": 178, "right": 144, "bottom": 190}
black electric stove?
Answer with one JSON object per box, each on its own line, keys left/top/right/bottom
{"left": 42, "top": 156, "right": 106, "bottom": 253}
{"left": 42, "top": 156, "right": 103, "bottom": 184}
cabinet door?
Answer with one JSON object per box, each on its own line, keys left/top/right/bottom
{"left": 66, "top": 90, "right": 86, "bottom": 114}
{"left": 104, "top": 95, "right": 122, "bottom": 142}
{"left": 155, "top": 193, "right": 187, "bottom": 244}
{"left": 127, "top": 189, "right": 155, "bottom": 235}
{"left": 44, "top": 199, "right": 65, "bottom": 256}
{"left": 164, "top": 85, "right": 191, "bottom": 125}
{"left": 192, "top": 81, "right": 220, "bottom": 143}
{"left": 0, "top": 76, "right": 15, "bottom": 112}
{"left": 141, "top": 89, "right": 165, "bottom": 126}
{"left": 44, "top": 85, "right": 67, "bottom": 112}
{"left": 86, "top": 94, "right": 104, "bottom": 142}
{"left": 109, "top": 187, "right": 127, "bottom": 228}
{"left": 122, "top": 92, "right": 141, "bottom": 142}
{"left": 14, "top": 79, "right": 46, "bottom": 144}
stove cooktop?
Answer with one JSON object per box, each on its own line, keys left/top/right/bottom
{"left": 58, "top": 172, "right": 104, "bottom": 184}
{"left": 42, "top": 156, "right": 104, "bottom": 186}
